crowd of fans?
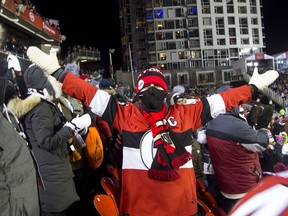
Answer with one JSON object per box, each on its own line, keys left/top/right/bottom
{"left": 271, "top": 69, "right": 288, "bottom": 100}
{"left": 1, "top": 2, "right": 288, "bottom": 214}
{"left": 0, "top": 35, "right": 28, "bottom": 59}
{"left": 1, "top": 33, "right": 288, "bottom": 215}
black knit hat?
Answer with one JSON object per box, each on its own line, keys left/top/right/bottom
{"left": 99, "top": 78, "right": 112, "bottom": 89}
{"left": 24, "top": 64, "right": 55, "bottom": 97}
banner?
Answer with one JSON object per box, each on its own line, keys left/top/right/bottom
{"left": 255, "top": 53, "right": 265, "bottom": 60}
{"left": 19, "top": 8, "right": 61, "bottom": 40}
{"left": 2, "top": 0, "right": 61, "bottom": 41}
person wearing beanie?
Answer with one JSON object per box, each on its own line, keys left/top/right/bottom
{"left": 99, "top": 78, "right": 112, "bottom": 89}
{"left": 26, "top": 46, "right": 279, "bottom": 216}
{"left": 97, "top": 78, "right": 115, "bottom": 153}
{"left": 99, "top": 78, "right": 116, "bottom": 96}
{"left": 12, "top": 63, "right": 92, "bottom": 215}
{"left": 172, "top": 85, "right": 185, "bottom": 94}
{"left": 135, "top": 66, "right": 168, "bottom": 93}
{"left": 90, "top": 71, "right": 102, "bottom": 87}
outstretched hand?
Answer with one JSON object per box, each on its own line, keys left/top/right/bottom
{"left": 249, "top": 67, "right": 279, "bottom": 91}
{"left": 65, "top": 113, "right": 92, "bottom": 133}
{"left": 27, "top": 46, "right": 61, "bottom": 75}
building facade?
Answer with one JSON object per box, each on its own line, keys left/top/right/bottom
{"left": 119, "top": 0, "right": 265, "bottom": 88}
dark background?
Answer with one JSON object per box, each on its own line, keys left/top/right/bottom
{"left": 29, "top": 0, "right": 122, "bottom": 71}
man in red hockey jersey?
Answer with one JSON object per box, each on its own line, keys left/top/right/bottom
{"left": 26, "top": 46, "right": 278, "bottom": 216}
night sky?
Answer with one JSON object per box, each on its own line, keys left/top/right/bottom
{"left": 29, "top": 0, "right": 288, "bottom": 69}
{"left": 262, "top": 0, "right": 288, "bottom": 55}
{"left": 29, "top": 0, "right": 122, "bottom": 70}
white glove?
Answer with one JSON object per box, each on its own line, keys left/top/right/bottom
{"left": 167, "top": 93, "right": 188, "bottom": 106}
{"left": 249, "top": 67, "right": 279, "bottom": 91}
{"left": 65, "top": 113, "right": 91, "bottom": 132}
{"left": 27, "top": 46, "right": 61, "bottom": 75}
{"left": 196, "top": 128, "right": 207, "bottom": 144}
{"left": 169, "top": 93, "right": 181, "bottom": 106}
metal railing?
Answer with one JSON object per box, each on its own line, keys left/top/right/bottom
{"left": 64, "top": 49, "right": 101, "bottom": 64}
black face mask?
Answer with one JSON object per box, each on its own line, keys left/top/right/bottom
{"left": 139, "top": 87, "right": 167, "bottom": 112}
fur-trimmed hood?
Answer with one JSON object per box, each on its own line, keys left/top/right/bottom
{"left": 7, "top": 94, "right": 41, "bottom": 119}
{"left": 7, "top": 64, "right": 63, "bottom": 119}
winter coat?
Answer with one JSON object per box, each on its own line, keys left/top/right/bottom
{"left": 21, "top": 98, "right": 79, "bottom": 212}
{"left": 0, "top": 112, "right": 40, "bottom": 216}
{"left": 61, "top": 73, "right": 252, "bottom": 216}
{"left": 206, "top": 107, "right": 269, "bottom": 196}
